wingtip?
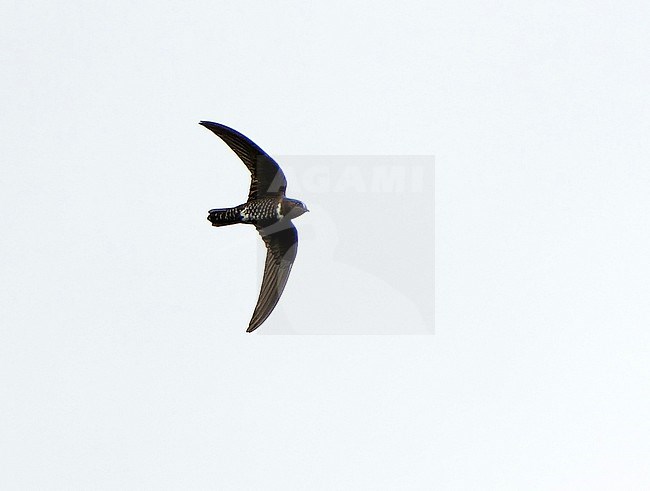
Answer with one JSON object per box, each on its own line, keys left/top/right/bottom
{"left": 199, "top": 120, "right": 220, "bottom": 128}
{"left": 247, "top": 317, "right": 264, "bottom": 332}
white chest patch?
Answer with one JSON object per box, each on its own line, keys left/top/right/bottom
{"left": 277, "top": 201, "right": 283, "bottom": 219}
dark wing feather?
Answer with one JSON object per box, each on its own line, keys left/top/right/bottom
{"left": 199, "top": 121, "right": 287, "bottom": 200}
{"left": 248, "top": 220, "right": 298, "bottom": 332}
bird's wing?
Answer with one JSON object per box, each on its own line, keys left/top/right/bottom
{"left": 248, "top": 220, "right": 298, "bottom": 332}
{"left": 199, "top": 121, "right": 287, "bottom": 200}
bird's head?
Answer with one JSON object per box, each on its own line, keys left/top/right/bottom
{"left": 282, "top": 198, "right": 309, "bottom": 219}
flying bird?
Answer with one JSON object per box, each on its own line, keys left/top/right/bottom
{"left": 200, "top": 121, "right": 309, "bottom": 332}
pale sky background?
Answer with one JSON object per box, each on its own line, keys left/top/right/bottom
{"left": 2, "top": 0, "right": 650, "bottom": 489}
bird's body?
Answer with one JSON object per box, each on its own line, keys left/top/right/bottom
{"left": 208, "top": 196, "right": 289, "bottom": 226}
{"left": 200, "top": 121, "right": 308, "bottom": 332}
